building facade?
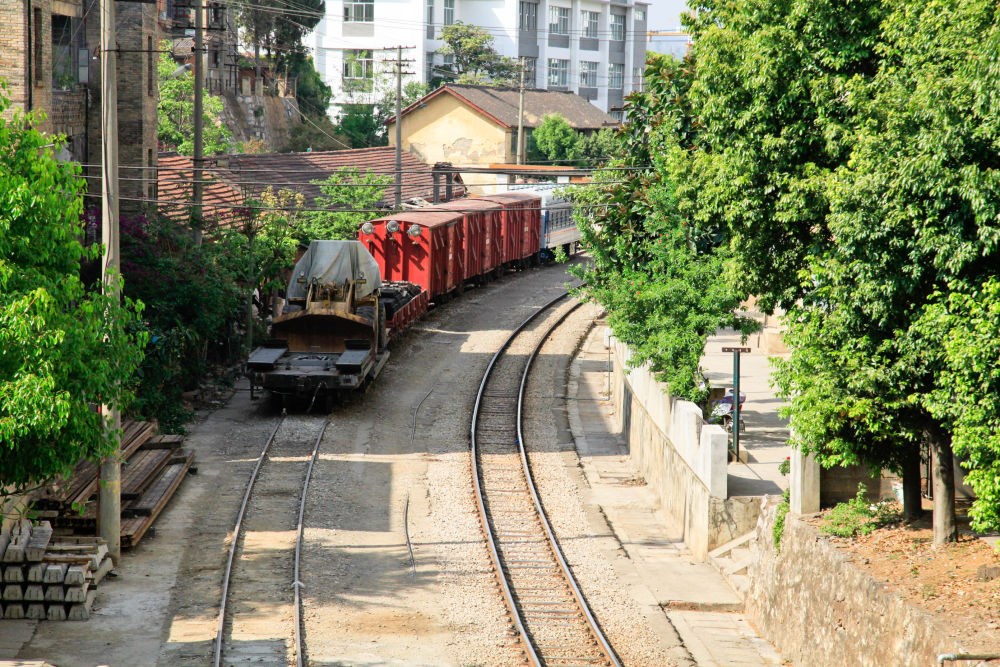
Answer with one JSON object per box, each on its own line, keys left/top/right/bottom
{"left": 0, "top": 0, "right": 160, "bottom": 206}
{"left": 304, "top": 0, "right": 648, "bottom": 118}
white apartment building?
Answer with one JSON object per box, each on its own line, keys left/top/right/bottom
{"left": 304, "top": 0, "right": 649, "bottom": 119}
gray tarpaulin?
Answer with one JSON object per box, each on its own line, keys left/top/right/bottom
{"left": 286, "top": 240, "right": 382, "bottom": 301}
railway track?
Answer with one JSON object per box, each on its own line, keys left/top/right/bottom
{"left": 472, "top": 293, "right": 622, "bottom": 667}
{"left": 213, "top": 412, "right": 329, "bottom": 667}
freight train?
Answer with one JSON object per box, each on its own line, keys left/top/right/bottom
{"left": 247, "top": 189, "right": 580, "bottom": 404}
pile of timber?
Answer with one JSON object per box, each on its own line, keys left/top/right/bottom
{"left": 0, "top": 520, "right": 112, "bottom": 621}
{"left": 33, "top": 420, "right": 195, "bottom": 550}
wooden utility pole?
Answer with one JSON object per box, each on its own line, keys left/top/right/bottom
{"left": 192, "top": 0, "right": 205, "bottom": 244}
{"left": 99, "top": 0, "right": 122, "bottom": 565}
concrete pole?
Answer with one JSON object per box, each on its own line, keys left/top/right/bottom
{"left": 99, "top": 0, "right": 122, "bottom": 565}
{"left": 394, "top": 45, "right": 403, "bottom": 208}
{"left": 516, "top": 57, "right": 525, "bottom": 165}
{"left": 192, "top": 0, "right": 205, "bottom": 244}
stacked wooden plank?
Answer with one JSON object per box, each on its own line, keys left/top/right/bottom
{"left": 33, "top": 420, "right": 195, "bottom": 550}
{"left": 0, "top": 522, "right": 112, "bottom": 621}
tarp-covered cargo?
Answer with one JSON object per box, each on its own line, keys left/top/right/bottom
{"left": 286, "top": 240, "right": 382, "bottom": 301}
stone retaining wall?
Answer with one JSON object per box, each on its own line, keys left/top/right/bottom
{"left": 747, "top": 498, "right": 971, "bottom": 666}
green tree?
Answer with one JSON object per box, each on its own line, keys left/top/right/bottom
{"left": 569, "top": 56, "right": 755, "bottom": 403}
{"left": 577, "top": 128, "right": 618, "bottom": 168}
{"left": 0, "top": 95, "right": 146, "bottom": 492}
{"left": 436, "top": 23, "right": 519, "bottom": 85}
{"left": 120, "top": 214, "right": 243, "bottom": 431}
{"left": 158, "top": 46, "right": 233, "bottom": 155}
{"left": 299, "top": 168, "right": 393, "bottom": 241}
{"left": 530, "top": 114, "right": 581, "bottom": 165}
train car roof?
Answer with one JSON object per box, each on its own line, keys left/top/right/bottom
{"left": 475, "top": 192, "right": 542, "bottom": 204}
{"left": 429, "top": 198, "right": 503, "bottom": 212}
{"left": 367, "top": 209, "right": 465, "bottom": 227}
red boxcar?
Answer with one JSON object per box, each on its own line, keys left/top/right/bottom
{"left": 476, "top": 192, "right": 542, "bottom": 268}
{"left": 429, "top": 199, "right": 504, "bottom": 283}
{"left": 359, "top": 210, "right": 465, "bottom": 301}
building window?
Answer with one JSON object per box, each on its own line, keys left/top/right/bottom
{"left": 608, "top": 63, "right": 623, "bottom": 89}
{"left": 581, "top": 11, "right": 598, "bottom": 38}
{"left": 610, "top": 14, "right": 625, "bottom": 41}
{"left": 609, "top": 109, "right": 623, "bottom": 122}
{"left": 580, "top": 61, "right": 597, "bottom": 87}
{"left": 547, "top": 58, "right": 568, "bottom": 87}
{"left": 426, "top": 0, "right": 434, "bottom": 25}
{"left": 344, "top": 0, "right": 374, "bottom": 23}
{"left": 519, "top": 1, "right": 537, "bottom": 30}
{"left": 444, "top": 0, "right": 455, "bottom": 25}
{"left": 343, "top": 49, "right": 374, "bottom": 92}
{"left": 52, "top": 15, "right": 78, "bottom": 90}
{"left": 634, "top": 8, "right": 645, "bottom": 21}
{"left": 522, "top": 56, "right": 536, "bottom": 87}
{"left": 548, "top": 6, "right": 569, "bottom": 35}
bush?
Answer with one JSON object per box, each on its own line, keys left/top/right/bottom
{"left": 119, "top": 214, "right": 244, "bottom": 432}
{"left": 820, "top": 484, "right": 900, "bottom": 538}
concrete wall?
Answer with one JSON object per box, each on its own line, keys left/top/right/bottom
{"left": 747, "top": 497, "right": 972, "bottom": 667}
{"left": 610, "top": 336, "right": 756, "bottom": 560}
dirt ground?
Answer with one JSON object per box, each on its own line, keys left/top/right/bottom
{"left": 815, "top": 509, "right": 1000, "bottom": 654}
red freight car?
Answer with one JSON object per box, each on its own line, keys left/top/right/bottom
{"left": 476, "top": 192, "right": 542, "bottom": 268}
{"left": 359, "top": 210, "right": 466, "bottom": 302}
{"left": 429, "top": 198, "right": 504, "bottom": 284}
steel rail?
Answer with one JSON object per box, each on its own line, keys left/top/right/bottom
{"left": 213, "top": 417, "right": 283, "bottom": 667}
{"left": 293, "top": 420, "right": 330, "bottom": 667}
{"left": 516, "top": 302, "right": 623, "bottom": 667}
{"left": 471, "top": 291, "right": 569, "bottom": 666}
{"left": 213, "top": 414, "right": 329, "bottom": 667}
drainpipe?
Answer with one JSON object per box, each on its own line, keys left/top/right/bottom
{"left": 26, "top": 0, "right": 33, "bottom": 111}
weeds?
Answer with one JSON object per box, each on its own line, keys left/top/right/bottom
{"left": 820, "top": 483, "right": 901, "bottom": 538}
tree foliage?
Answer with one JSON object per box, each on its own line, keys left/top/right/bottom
{"left": 120, "top": 213, "right": 243, "bottom": 431}
{"left": 436, "top": 23, "right": 519, "bottom": 85}
{"left": 530, "top": 114, "right": 581, "bottom": 165}
{"left": 299, "top": 168, "right": 393, "bottom": 241}
{"left": 649, "top": 0, "right": 1000, "bottom": 538}
{"left": 568, "top": 56, "right": 756, "bottom": 404}
{"left": 0, "top": 95, "right": 146, "bottom": 491}
{"left": 158, "top": 46, "right": 233, "bottom": 155}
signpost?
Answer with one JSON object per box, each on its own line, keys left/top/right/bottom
{"left": 722, "top": 346, "right": 751, "bottom": 461}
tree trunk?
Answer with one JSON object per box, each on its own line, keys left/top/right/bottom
{"left": 901, "top": 444, "right": 924, "bottom": 521}
{"left": 926, "top": 423, "right": 957, "bottom": 544}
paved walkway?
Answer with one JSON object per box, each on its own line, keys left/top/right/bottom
{"left": 567, "top": 320, "right": 785, "bottom": 667}
{"left": 701, "top": 328, "right": 790, "bottom": 498}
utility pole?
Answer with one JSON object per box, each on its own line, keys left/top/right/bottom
{"left": 192, "top": 0, "right": 205, "bottom": 244}
{"left": 516, "top": 57, "right": 525, "bottom": 165}
{"left": 394, "top": 45, "right": 403, "bottom": 208}
{"left": 383, "top": 46, "right": 414, "bottom": 208}
{"left": 99, "top": 0, "right": 122, "bottom": 565}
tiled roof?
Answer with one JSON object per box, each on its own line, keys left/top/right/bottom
{"left": 395, "top": 84, "right": 619, "bottom": 131}
{"left": 156, "top": 147, "right": 465, "bottom": 226}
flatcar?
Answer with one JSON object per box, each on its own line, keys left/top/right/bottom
{"left": 247, "top": 240, "right": 423, "bottom": 404}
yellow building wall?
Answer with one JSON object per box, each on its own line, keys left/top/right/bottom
{"left": 390, "top": 94, "right": 512, "bottom": 170}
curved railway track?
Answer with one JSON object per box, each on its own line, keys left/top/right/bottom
{"left": 472, "top": 293, "right": 622, "bottom": 667}
{"left": 213, "top": 412, "right": 329, "bottom": 667}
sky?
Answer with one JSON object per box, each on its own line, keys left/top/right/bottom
{"left": 645, "top": 0, "right": 690, "bottom": 32}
